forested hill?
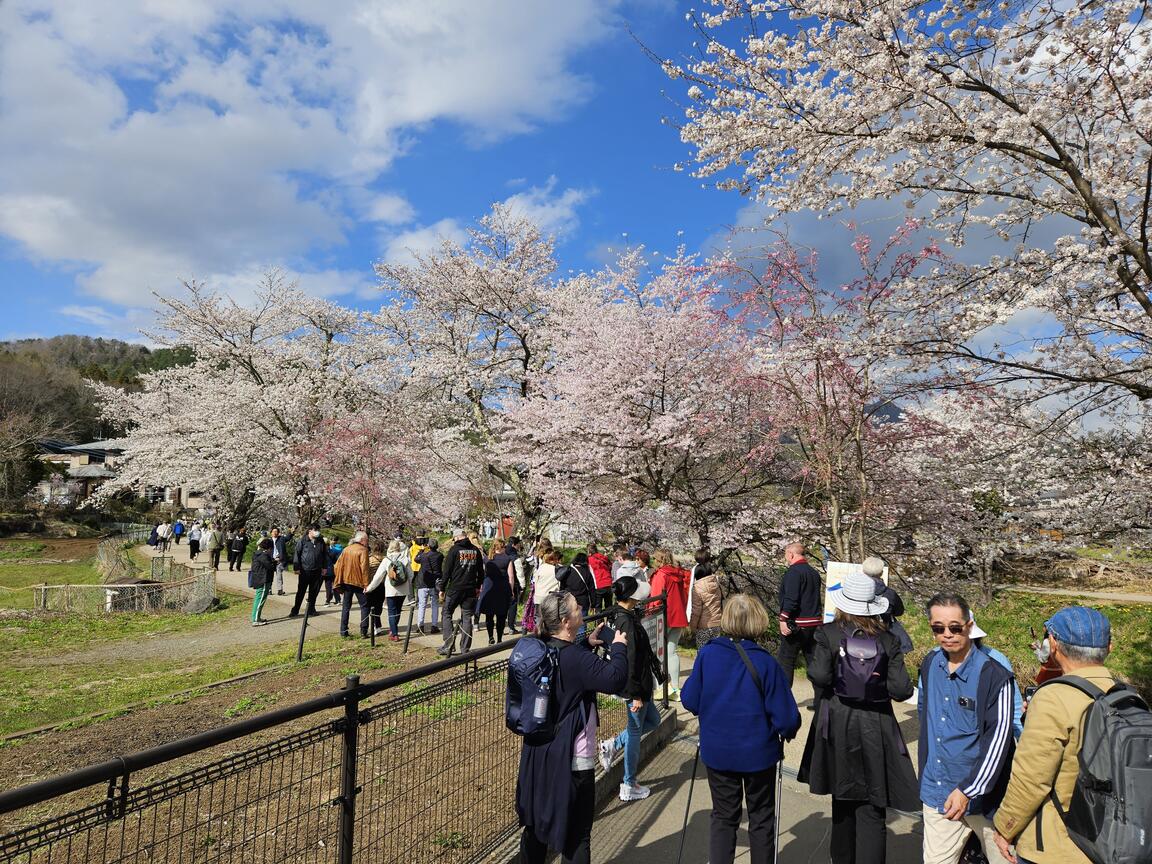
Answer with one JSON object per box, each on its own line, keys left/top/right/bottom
{"left": 1, "top": 336, "right": 192, "bottom": 391}
{"left": 0, "top": 336, "right": 193, "bottom": 445}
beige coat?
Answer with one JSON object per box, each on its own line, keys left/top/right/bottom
{"left": 993, "top": 665, "right": 1116, "bottom": 864}
{"left": 689, "top": 574, "right": 723, "bottom": 630}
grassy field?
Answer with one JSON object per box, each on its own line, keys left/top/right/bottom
{"left": 902, "top": 591, "right": 1152, "bottom": 692}
{"left": 0, "top": 539, "right": 103, "bottom": 609}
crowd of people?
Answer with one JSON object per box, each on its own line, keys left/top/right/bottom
{"left": 515, "top": 540, "right": 1135, "bottom": 864}
{"left": 146, "top": 517, "right": 1138, "bottom": 864}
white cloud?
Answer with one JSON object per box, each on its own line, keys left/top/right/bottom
{"left": 381, "top": 219, "right": 469, "bottom": 267}
{"left": 366, "top": 194, "right": 416, "bottom": 226}
{"left": 501, "top": 176, "right": 594, "bottom": 240}
{"left": 0, "top": 0, "right": 623, "bottom": 307}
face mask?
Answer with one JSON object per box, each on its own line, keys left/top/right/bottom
{"left": 1035, "top": 637, "right": 1052, "bottom": 663}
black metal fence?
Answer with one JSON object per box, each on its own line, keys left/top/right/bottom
{"left": 0, "top": 598, "right": 667, "bottom": 864}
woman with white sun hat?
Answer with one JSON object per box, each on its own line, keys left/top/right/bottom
{"left": 798, "top": 568, "right": 919, "bottom": 864}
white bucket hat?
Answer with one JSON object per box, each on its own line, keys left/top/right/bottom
{"left": 968, "top": 613, "right": 988, "bottom": 640}
{"left": 831, "top": 570, "right": 890, "bottom": 617}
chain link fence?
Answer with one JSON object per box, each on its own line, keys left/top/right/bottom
{"left": 93, "top": 527, "right": 152, "bottom": 584}
{"left": 0, "top": 602, "right": 666, "bottom": 864}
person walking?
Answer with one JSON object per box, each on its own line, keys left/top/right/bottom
{"left": 248, "top": 538, "right": 275, "bottom": 626}
{"left": 918, "top": 593, "right": 1016, "bottom": 864}
{"left": 269, "top": 527, "right": 288, "bottom": 595}
{"left": 991, "top": 606, "right": 1118, "bottom": 864}
{"left": 476, "top": 539, "right": 514, "bottom": 644}
{"left": 172, "top": 518, "right": 184, "bottom": 545}
{"left": 157, "top": 519, "right": 172, "bottom": 552}
{"left": 558, "top": 552, "right": 597, "bottom": 616}
{"left": 333, "top": 531, "right": 371, "bottom": 639}
{"left": 682, "top": 594, "right": 801, "bottom": 864}
{"left": 532, "top": 548, "right": 562, "bottom": 604}
{"left": 586, "top": 543, "right": 614, "bottom": 611}
{"left": 290, "top": 525, "right": 328, "bottom": 617}
{"left": 797, "top": 570, "right": 920, "bottom": 864}
{"left": 506, "top": 536, "right": 525, "bottom": 634}
{"left": 365, "top": 539, "right": 411, "bottom": 641}
{"left": 364, "top": 541, "right": 387, "bottom": 634}
{"left": 648, "top": 548, "right": 690, "bottom": 699}
{"left": 516, "top": 591, "right": 629, "bottom": 864}
{"left": 187, "top": 522, "right": 201, "bottom": 560}
{"left": 414, "top": 538, "right": 442, "bottom": 634}
{"left": 597, "top": 576, "right": 665, "bottom": 802}
{"left": 862, "top": 556, "right": 914, "bottom": 654}
{"left": 323, "top": 539, "right": 343, "bottom": 606}
{"left": 689, "top": 560, "right": 725, "bottom": 647}
{"left": 227, "top": 527, "right": 248, "bottom": 572}
{"left": 437, "top": 528, "right": 483, "bottom": 655}
{"left": 204, "top": 523, "right": 224, "bottom": 570}
{"left": 777, "top": 541, "right": 824, "bottom": 690}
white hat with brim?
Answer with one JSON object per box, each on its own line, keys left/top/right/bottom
{"left": 630, "top": 580, "right": 651, "bottom": 603}
{"left": 969, "top": 614, "right": 988, "bottom": 640}
{"left": 831, "top": 571, "right": 890, "bottom": 617}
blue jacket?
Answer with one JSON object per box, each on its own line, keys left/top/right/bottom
{"left": 682, "top": 636, "right": 801, "bottom": 772}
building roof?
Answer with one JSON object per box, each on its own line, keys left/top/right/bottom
{"left": 62, "top": 439, "right": 126, "bottom": 455}
{"left": 68, "top": 464, "right": 116, "bottom": 479}
{"left": 36, "top": 439, "right": 76, "bottom": 455}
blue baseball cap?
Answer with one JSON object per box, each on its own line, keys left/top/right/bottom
{"left": 1045, "top": 606, "right": 1111, "bottom": 649}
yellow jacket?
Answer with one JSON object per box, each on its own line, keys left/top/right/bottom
{"left": 993, "top": 665, "right": 1116, "bottom": 864}
{"left": 409, "top": 541, "right": 424, "bottom": 572}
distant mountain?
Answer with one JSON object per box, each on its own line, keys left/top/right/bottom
{"left": 0, "top": 336, "right": 193, "bottom": 390}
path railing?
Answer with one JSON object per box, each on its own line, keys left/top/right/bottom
{"left": 0, "top": 597, "right": 668, "bottom": 864}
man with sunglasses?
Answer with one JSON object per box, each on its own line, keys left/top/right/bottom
{"left": 918, "top": 593, "right": 1016, "bottom": 864}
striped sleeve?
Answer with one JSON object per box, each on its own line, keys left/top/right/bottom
{"left": 960, "top": 678, "right": 1014, "bottom": 798}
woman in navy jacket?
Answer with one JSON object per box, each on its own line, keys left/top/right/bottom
{"left": 682, "top": 594, "right": 801, "bottom": 864}
{"left": 516, "top": 591, "right": 629, "bottom": 864}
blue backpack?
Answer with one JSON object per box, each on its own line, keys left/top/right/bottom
{"left": 506, "top": 636, "right": 561, "bottom": 742}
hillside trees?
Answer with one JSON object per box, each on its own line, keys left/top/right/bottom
{"left": 672, "top": 0, "right": 1152, "bottom": 410}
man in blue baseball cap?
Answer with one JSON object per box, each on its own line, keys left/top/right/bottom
{"left": 992, "top": 606, "right": 1115, "bottom": 864}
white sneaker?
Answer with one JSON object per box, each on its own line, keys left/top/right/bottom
{"left": 598, "top": 739, "right": 618, "bottom": 773}
{"left": 373, "top": 627, "right": 387, "bottom": 637}
{"left": 618, "top": 783, "right": 650, "bottom": 802}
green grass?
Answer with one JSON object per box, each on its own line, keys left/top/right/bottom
{"left": 0, "top": 558, "right": 103, "bottom": 609}
{"left": 0, "top": 593, "right": 247, "bottom": 654}
{"left": 0, "top": 541, "right": 48, "bottom": 560}
{"left": 1073, "top": 546, "right": 1152, "bottom": 564}
{"left": 902, "top": 591, "right": 1152, "bottom": 693}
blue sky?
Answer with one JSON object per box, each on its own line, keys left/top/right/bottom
{"left": 0, "top": 0, "right": 769, "bottom": 343}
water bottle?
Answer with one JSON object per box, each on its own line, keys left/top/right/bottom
{"left": 532, "top": 676, "right": 550, "bottom": 722}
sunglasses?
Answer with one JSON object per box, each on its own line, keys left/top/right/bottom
{"left": 930, "top": 623, "right": 968, "bottom": 635}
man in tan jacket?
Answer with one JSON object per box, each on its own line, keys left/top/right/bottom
{"left": 992, "top": 605, "right": 1115, "bottom": 864}
{"left": 333, "top": 531, "right": 370, "bottom": 638}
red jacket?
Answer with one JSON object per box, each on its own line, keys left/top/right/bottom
{"left": 650, "top": 565, "right": 690, "bottom": 628}
{"left": 588, "top": 552, "right": 613, "bottom": 590}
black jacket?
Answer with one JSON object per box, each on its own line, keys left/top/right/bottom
{"left": 249, "top": 550, "right": 276, "bottom": 590}
{"left": 779, "top": 560, "right": 823, "bottom": 627}
{"left": 415, "top": 548, "right": 443, "bottom": 589}
{"left": 608, "top": 604, "right": 663, "bottom": 702}
{"left": 229, "top": 532, "right": 248, "bottom": 554}
{"left": 516, "top": 636, "right": 628, "bottom": 856}
{"left": 557, "top": 564, "right": 596, "bottom": 610}
{"left": 439, "top": 539, "right": 482, "bottom": 595}
{"left": 798, "top": 622, "right": 920, "bottom": 809}
{"left": 293, "top": 536, "right": 328, "bottom": 573}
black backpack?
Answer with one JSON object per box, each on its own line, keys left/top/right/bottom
{"left": 506, "top": 636, "right": 561, "bottom": 743}
{"left": 1038, "top": 676, "right": 1152, "bottom": 864}
{"left": 834, "top": 626, "right": 889, "bottom": 702}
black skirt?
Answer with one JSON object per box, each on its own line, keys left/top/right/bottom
{"left": 797, "top": 692, "right": 920, "bottom": 810}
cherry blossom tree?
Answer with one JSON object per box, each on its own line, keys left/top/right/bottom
{"left": 670, "top": 0, "right": 1152, "bottom": 409}
{"left": 508, "top": 251, "right": 783, "bottom": 547}
{"left": 91, "top": 271, "right": 389, "bottom": 529}
{"left": 373, "top": 205, "right": 578, "bottom": 539}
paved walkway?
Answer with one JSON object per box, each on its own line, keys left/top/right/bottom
{"left": 593, "top": 672, "right": 924, "bottom": 864}
{"left": 997, "top": 583, "right": 1152, "bottom": 604}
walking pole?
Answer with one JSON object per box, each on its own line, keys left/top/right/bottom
{"left": 675, "top": 745, "right": 700, "bottom": 864}
{"left": 773, "top": 740, "right": 784, "bottom": 864}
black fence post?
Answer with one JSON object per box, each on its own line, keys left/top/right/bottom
{"left": 296, "top": 608, "right": 311, "bottom": 662}
{"left": 661, "top": 594, "right": 670, "bottom": 710}
{"left": 402, "top": 601, "right": 416, "bottom": 654}
{"left": 337, "top": 674, "right": 361, "bottom": 864}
